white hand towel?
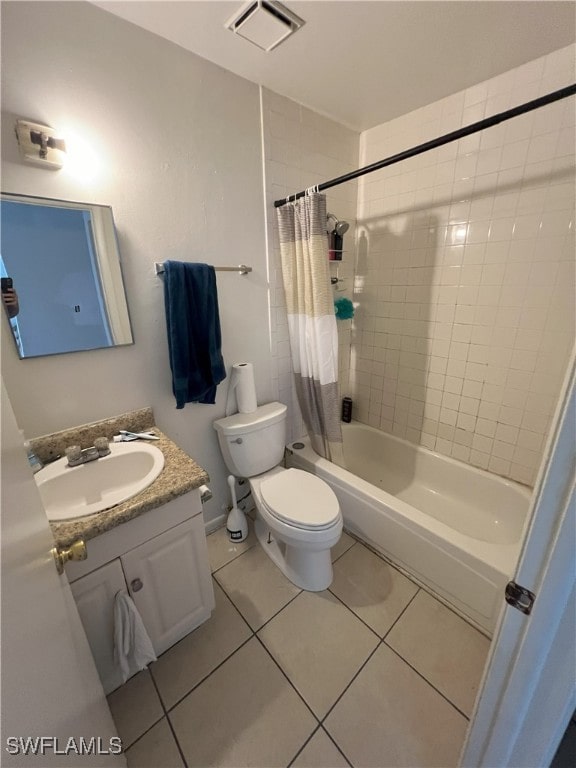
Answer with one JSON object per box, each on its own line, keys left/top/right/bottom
{"left": 113, "top": 590, "right": 157, "bottom": 683}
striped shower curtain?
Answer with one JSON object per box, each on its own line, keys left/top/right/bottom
{"left": 276, "top": 192, "right": 343, "bottom": 463}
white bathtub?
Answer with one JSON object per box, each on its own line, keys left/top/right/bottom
{"left": 287, "top": 422, "right": 532, "bottom": 634}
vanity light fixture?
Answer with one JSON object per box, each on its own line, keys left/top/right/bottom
{"left": 225, "top": 0, "right": 305, "bottom": 52}
{"left": 15, "top": 120, "right": 66, "bottom": 169}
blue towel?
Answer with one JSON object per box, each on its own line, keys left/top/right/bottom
{"left": 163, "top": 261, "right": 226, "bottom": 408}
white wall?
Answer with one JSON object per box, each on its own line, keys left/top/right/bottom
{"left": 352, "top": 45, "right": 575, "bottom": 486}
{"left": 4, "top": 4, "right": 570, "bottom": 525}
{"left": 261, "top": 88, "right": 360, "bottom": 441}
{"left": 1, "top": 1, "right": 271, "bottom": 525}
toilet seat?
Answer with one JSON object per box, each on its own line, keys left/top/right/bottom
{"left": 260, "top": 468, "right": 340, "bottom": 531}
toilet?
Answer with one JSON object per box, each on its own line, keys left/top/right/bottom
{"left": 213, "top": 402, "right": 342, "bottom": 591}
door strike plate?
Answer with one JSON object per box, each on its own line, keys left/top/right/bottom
{"left": 505, "top": 581, "right": 536, "bottom": 615}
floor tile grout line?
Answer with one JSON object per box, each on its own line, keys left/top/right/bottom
{"left": 319, "top": 642, "right": 383, "bottom": 725}
{"left": 355, "top": 537, "right": 489, "bottom": 636}
{"left": 108, "top": 670, "right": 167, "bottom": 753}
{"left": 211, "top": 574, "right": 258, "bottom": 633}
{"left": 213, "top": 540, "right": 358, "bottom": 634}
{"left": 213, "top": 560, "right": 305, "bottom": 634}
{"left": 213, "top": 525, "right": 486, "bottom": 637}
{"left": 383, "top": 641, "right": 471, "bottom": 721}
{"left": 209, "top": 540, "right": 258, "bottom": 576}
{"left": 211, "top": 542, "right": 422, "bottom": 737}
{"left": 338, "top": 534, "right": 493, "bottom": 641}
{"left": 118, "top": 712, "right": 165, "bottom": 755}
{"left": 146, "top": 575, "right": 252, "bottom": 674}
{"left": 181, "top": 533, "right": 469, "bottom": 755}
{"left": 321, "top": 725, "right": 354, "bottom": 768}
{"left": 214, "top": 559, "right": 385, "bottom": 746}
{"left": 122, "top": 694, "right": 188, "bottom": 768}
{"left": 286, "top": 724, "right": 323, "bottom": 768}
{"left": 209, "top": 527, "right": 354, "bottom": 576}
{"left": 213, "top": 536, "right": 366, "bottom": 640}
{"left": 116, "top": 529, "right": 475, "bottom": 765}
{"left": 285, "top": 723, "right": 354, "bottom": 768}
{"left": 349, "top": 536, "right": 420, "bottom": 587}
{"left": 253, "top": 633, "right": 323, "bottom": 726}
{"left": 331, "top": 539, "right": 357, "bottom": 563}
{"left": 381, "top": 586, "right": 422, "bottom": 641}
{"left": 327, "top": 536, "right": 424, "bottom": 641}
{"left": 253, "top": 588, "right": 304, "bottom": 632}
{"left": 159, "top": 627, "right": 326, "bottom": 764}
{"left": 212, "top": 558, "right": 305, "bottom": 634}
{"left": 164, "top": 713, "right": 189, "bottom": 768}
{"left": 155, "top": 550, "right": 319, "bottom": 722}
{"left": 148, "top": 579, "right": 255, "bottom": 711}
{"left": 148, "top": 668, "right": 169, "bottom": 716}
{"left": 160, "top": 633, "right": 255, "bottom": 715}
{"left": 326, "top": 585, "right": 388, "bottom": 642}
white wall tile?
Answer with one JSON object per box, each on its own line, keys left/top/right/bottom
{"left": 264, "top": 46, "right": 573, "bottom": 487}
{"left": 352, "top": 44, "right": 575, "bottom": 486}
{"left": 262, "top": 88, "right": 360, "bottom": 441}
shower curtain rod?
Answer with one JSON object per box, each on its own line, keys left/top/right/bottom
{"left": 274, "top": 83, "right": 576, "bottom": 208}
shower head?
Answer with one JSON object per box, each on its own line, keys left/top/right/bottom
{"left": 327, "top": 212, "right": 350, "bottom": 237}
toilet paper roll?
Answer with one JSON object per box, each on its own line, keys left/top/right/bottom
{"left": 231, "top": 362, "right": 258, "bottom": 413}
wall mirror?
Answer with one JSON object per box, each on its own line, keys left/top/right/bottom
{"left": 0, "top": 193, "right": 133, "bottom": 358}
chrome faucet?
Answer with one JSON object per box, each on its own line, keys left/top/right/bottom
{"left": 65, "top": 437, "right": 110, "bottom": 467}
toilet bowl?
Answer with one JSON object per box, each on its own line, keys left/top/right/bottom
{"left": 250, "top": 467, "right": 343, "bottom": 591}
{"left": 213, "top": 403, "right": 343, "bottom": 591}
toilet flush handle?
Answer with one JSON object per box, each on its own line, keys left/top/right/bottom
{"left": 231, "top": 438, "right": 243, "bottom": 444}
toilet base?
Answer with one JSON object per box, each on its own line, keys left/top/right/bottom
{"left": 254, "top": 518, "right": 334, "bottom": 591}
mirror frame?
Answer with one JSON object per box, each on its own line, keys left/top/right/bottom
{"left": 1, "top": 192, "right": 133, "bottom": 358}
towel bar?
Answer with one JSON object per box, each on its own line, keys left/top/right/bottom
{"left": 154, "top": 262, "right": 252, "bottom": 276}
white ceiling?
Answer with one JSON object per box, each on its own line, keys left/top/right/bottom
{"left": 93, "top": 1, "right": 576, "bottom": 131}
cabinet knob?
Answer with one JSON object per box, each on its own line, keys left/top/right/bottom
{"left": 130, "top": 578, "right": 143, "bottom": 592}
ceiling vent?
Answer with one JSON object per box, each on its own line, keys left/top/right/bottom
{"left": 225, "top": 0, "right": 305, "bottom": 52}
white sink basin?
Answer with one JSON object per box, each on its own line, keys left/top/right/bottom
{"left": 35, "top": 442, "right": 165, "bottom": 522}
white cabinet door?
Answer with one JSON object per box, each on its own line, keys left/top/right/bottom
{"left": 121, "top": 516, "right": 215, "bottom": 656}
{"left": 69, "top": 560, "right": 127, "bottom": 695}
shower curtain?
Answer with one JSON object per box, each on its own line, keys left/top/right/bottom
{"left": 276, "top": 192, "right": 343, "bottom": 463}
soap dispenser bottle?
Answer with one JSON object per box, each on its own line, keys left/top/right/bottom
{"left": 22, "top": 432, "right": 43, "bottom": 474}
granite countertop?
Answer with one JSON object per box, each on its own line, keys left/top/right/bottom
{"left": 30, "top": 408, "right": 209, "bottom": 549}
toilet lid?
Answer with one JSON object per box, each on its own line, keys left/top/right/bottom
{"left": 260, "top": 468, "right": 340, "bottom": 529}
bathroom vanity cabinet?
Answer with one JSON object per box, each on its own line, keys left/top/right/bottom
{"left": 65, "top": 490, "right": 214, "bottom": 694}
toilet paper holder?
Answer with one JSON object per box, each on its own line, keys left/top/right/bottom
{"left": 199, "top": 484, "right": 213, "bottom": 503}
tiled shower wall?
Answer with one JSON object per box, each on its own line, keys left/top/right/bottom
{"left": 261, "top": 88, "right": 360, "bottom": 441}
{"left": 351, "top": 44, "right": 575, "bottom": 486}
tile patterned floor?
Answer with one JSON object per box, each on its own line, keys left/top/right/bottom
{"left": 109, "top": 524, "right": 491, "bottom": 767}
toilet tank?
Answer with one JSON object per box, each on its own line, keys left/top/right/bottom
{"left": 213, "top": 402, "right": 287, "bottom": 478}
